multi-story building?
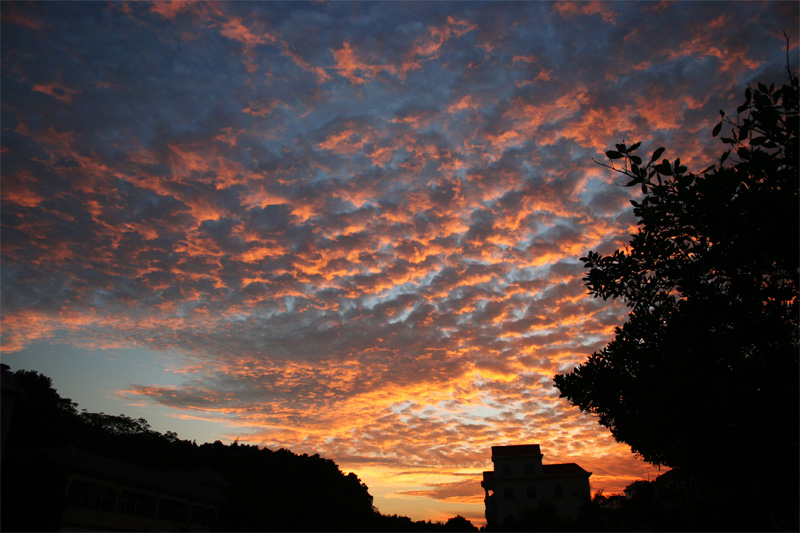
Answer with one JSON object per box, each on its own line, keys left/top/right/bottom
{"left": 481, "top": 444, "right": 591, "bottom": 528}
{"left": 7, "top": 445, "right": 225, "bottom": 532}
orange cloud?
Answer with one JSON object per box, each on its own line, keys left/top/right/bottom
{"left": 2, "top": 170, "right": 43, "bottom": 208}
{"left": 318, "top": 125, "right": 369, "bottom": 155}
{"left": 149, "top": 1, "right": 190, "bottom": 20}
{"left": 332, "top": 41, "right": 400, "bottom": 84}
{"left": 242, "top": 99, "right": 284, "bottom": 117}
{"left": 32, "top": 79, "right": 80, "bottom": 103}
{"left": 281, "top": 46, "right": 332, "bottom": 83}
{"left": 219, "top": 16, "right": 276, "bottom": 48}
{"left": 553, "top": 1, "right": 618, "bottom": 23}
{"left": 447, "top": 94, "right": 480, "bottom": 114}
{"left": 668, "top": 16, "right": 764, "bottom": 75}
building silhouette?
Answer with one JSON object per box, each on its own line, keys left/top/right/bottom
{"left": 481, "top": 444, "right": 591, "bottom": 528}
{"left": 6, "top": 445, "right": 225, "bottom": 531}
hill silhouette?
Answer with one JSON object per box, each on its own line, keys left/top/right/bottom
{"left": 0, "top": 365, "right": 478, "bottom": 532}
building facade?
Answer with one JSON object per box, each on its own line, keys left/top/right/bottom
{"left": 6, "top": 446, "right": 225, "bottom": 532}
{"left": 481, "top": 444, "right": 591, "bottom": 527}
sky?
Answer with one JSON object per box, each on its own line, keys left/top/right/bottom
{"left": 2, "top": 0, "right": 798, "bottom": 525}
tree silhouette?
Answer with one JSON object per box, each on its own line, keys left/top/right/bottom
{"left": 554, "top": 62, "right": 798, "bottom": 530}
{"left": 443, "top": 515, "right": 478, "bottom": 532}
{"left": 2, "top": 365, "right": 477, "bottom": 531}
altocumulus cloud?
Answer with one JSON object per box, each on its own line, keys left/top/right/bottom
{"left": 2, "top": 0, "right": 798, "bottom": 523}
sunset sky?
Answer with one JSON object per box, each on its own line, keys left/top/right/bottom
{"left": 2, "top": 0, "right": 798, "bottom": 525}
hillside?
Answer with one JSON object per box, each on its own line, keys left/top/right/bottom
{"left": 0, "top": 365, "right": 477, "bottom": 532}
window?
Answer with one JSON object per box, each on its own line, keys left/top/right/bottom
{"left": 525, "top": 462, "right": 535, "bottom": 475}
{"left": 67, "top": 479, "right": 115, "bottom": 512}
{"left": 158, "top": 499, "right": 189, "bottom": 522}
{"left": 191, "top": 505, "right": 216, "bottom": 526}
{"left": 504, "top": 487, "right": 514, "bottom": 500}
{"left": 554, "top": 484, "right": 564, "bottom": 498}
{"left": 502, "top": 464, "right": 512, "bottom": 477}
{"left": 118, "top": 490, "right": 156, "bottom": 518}
{"left": 526, "top": 486, "right": 537, "bottom": 499}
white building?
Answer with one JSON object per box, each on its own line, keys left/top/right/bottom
{"left": 481, "top": 444, "right": 591, "bottom": 528}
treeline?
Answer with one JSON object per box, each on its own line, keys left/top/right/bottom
{"left": 0, "top": 365, "right": 477, "bottom": 532}
{"left": 485, "top": 474, "right": 796, "bottom": 533}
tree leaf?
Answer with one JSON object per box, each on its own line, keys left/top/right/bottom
{"left": 699, "top": 165, "right": 714, "bottom": 174}
{"left": 606, "top": 150, "right": 623, "bottom": 159}
{"left": 739, "top": 124, "right": 749, "bottom": 140}
{"left": 650, "top": 147, "right": 665, "bottom": 162}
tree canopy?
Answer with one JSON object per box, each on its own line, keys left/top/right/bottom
{"left": 554, "top": 64, "right": 798, "bottom": 527}
{"left": 1, "top": 364, "right": 479, "bottom": 532}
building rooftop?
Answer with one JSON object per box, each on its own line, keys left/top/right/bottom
{"left": 491, "top": 444, "right": 542, "bottom": 458}
{"left": 542, "top": 463, "right": 591, "bottom": 476}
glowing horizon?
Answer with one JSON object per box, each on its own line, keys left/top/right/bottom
{"left": 2, "top": 1, "right": 797, "bottom": 526}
